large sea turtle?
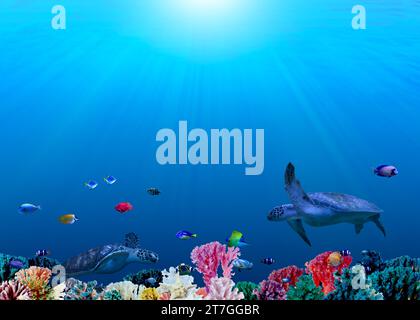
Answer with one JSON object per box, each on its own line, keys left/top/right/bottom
{"left": 268, "top": 163, "right": 385, "bottom": 246}
{"left": 63, "top": 233, "right": 159, "bottom": 276}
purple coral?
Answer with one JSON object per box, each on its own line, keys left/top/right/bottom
{"left": 254, "top": 280, "right": 286, "bottom": 300}
{"left": 0, "top": 280, "right": 32, "bottom": 300}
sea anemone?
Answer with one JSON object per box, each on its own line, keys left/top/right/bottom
{"left": 15, "top": 266, "right": 52, "bottom": 300}
{"left": 0, "top": 280, "right": 32, "bottom": 300}
{"left": 205, "top": 277, "right": 244, "bottom": 300}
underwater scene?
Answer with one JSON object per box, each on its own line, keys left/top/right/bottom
{"left": 0, "top": 0, "right": 419, "bottom": 301}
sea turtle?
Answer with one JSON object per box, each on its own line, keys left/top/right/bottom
{"left": 268, "top": 163, "right": 385, "bottom": 246}
{"left": 63, "top": 233, "right": 159, "bottom": 276}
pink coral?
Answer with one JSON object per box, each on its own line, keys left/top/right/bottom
{"left": 191, "top": 241, "right": 240, "bottom": 288}
{"left": 0, "top": 281, "right": 32, "bottom": 300}
{"left": 268, "top": 265, "right": 304, "bottom": 292}
{"left": 158, "top": 292, "right": 171, "bottom": 300}
{"left": 305, "top": 251, "right": 352, "bottom": 295}
{"left": 205, "top": 277, "right": 244, "bottom": 300}
{"left": 254, "top": 280, "right": 286, "bottom": 300}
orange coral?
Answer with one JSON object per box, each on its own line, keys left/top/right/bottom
{"left": 15, "top": 266, "right": 52, "bottom": 300}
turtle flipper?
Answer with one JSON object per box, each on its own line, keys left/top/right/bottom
{"left": 355, "top": 223, "right": 364, "bottom": 234}
{"left": 284, "top": 163, "right": 313, "bottom": 211}
{"left": 371, "top": 216, "right": 386, "bottom": 236}
{"left": 287, "top": 219, "right": 311, "bottom": 246}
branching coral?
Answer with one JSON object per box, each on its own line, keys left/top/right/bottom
{"left": 102, "top": 289, "right": 123, "bottom": 300}
{"left": 105, "top": 281, "right": 144, "bottom": 300}
{"left": 205, "top": 277, "right": 244, "bottom": 300}
{"left": 15, "top": 266, "right": 52, "bottom": 300}
{"left": 234, "top": 281, "right": 259, "bottom": 300}
{"left": 191, "top": 241, "right": 240, "bottom": 288}
{"left": 64, "top": 279, "right": 101, "bottom": 300}
{"left": 157, "top": 267, "right": 201, "bottom": 300}
{"left": 0, "top": 280, "right": 32, "bottom": 300}
{"left": 254, "top": 280, "right": 286, "bottom": 300}
{"left": 305, "top": 251, "right": 352, "bottom": 295}
{"left": 123, "top": 269, "right": 163, "bottom": 288}
{"left": 287, "top": 274, "right": 324, "bottom": 300}
{"left": 325, "top": 267, "right": 384, "bottom": 300}
{"left": 268, "top": 265, "right": 304, "bottom": 292}
{"left": 359, "top": 250, "right": 385, "bottom": 274}
{"left": 141, "top": 288, "right": 160, "bottom": 300}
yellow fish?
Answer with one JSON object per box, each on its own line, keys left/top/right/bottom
{"left": 58, "top": 214, "right": 79, "bottom": 225}
{"left": 328, "top": 251, "right": 343, "bottom": 267}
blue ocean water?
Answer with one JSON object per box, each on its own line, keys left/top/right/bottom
{"left": 0, "top": 0, "right": 419, "bottom": 285}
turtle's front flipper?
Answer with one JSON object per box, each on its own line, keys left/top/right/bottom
{"left": 287, "top": 219, "right": 311, "bottom": 246}
{"left": 371, "top": 215, "right": 386, "bottom": 236}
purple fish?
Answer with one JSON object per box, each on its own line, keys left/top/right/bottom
{"left": 374, "top": 165, "right": 398, "bottom": 178}
{"left": 9, "top": 260, "right": 25, "bottom": 269}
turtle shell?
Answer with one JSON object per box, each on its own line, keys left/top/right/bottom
{"left": 308, "top": 192, "right": 383, "bottom": 213}
{"left": 63, "top": 244, "right": 127, "bottom": 276}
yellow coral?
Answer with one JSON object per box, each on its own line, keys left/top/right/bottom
{"left": 140, "top": 288, "right": 160, "bottom": 300}
{"left": 15, "top": 267, "right": 52, "bottom": 300}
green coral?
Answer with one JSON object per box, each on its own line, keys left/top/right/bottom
{"left": 287, "top": 274, "right": 324, "bottom": 300}
{"left": 369, "top": 264, "right": 419, "bottom": 300}
{"left": 234, "top": 282, "right": 259, "bottom": 300}
{"left": 325, "top": 268, "right": 384, "bottom": 300}
{"left": 65, "top": 280, "right": 101, "bottom": 300}
{"left": 0, "top": 253, "right": 29, "bottom": 282}
{"left": 102, "top": 289, "right": 123, "bottom": 300}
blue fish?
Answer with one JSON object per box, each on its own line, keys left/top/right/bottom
{"left": 84, "top": 180, "right": 98, "bottom": 190}
{"left": 176, "top": 230, "right": 197, "bottom": 240}
{"left": 232, "top": 258, "right": 253, "bottom": 271}
{"left": 18, "top": 203, "right": 41, "bottom": 215}
{"left": 145, "top": 277, "right": 157, "bottom": 286}
{"left": 104, "top": 176, "right": 117, "bottom": 185}
{"left": 9, "top": 259, "right": 25, "bottom": 269}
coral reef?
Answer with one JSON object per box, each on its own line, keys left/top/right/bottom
{"left": 15, "top": 266, "right": 52, "bottom": 300}
{"left": 102, "top": 289, "right": 123, "bottom": 300}
{"left": 205, "top": 277, "right": 244, "bottom": 300}
{"left": 234, "top": 281, "right": 259, "bottom": 300}
{"left": 268, "top": 265, "right": 304, "bottom": 292}
{"left": 123, "top": 269, "right": 163, "bottom": 288}
{"left": 28, "top": 256, "right": 60, "bottom": 270}
{"left": 64, "top": 279, "right": 101, "bottom": 300}
{"left": 254, "top": 280, "right": 286, "bottom": 300}
{"left": 157, "top": 267, "right": 201, "bottom": 300}
{"left": 325, "top": 267, "right": 384, "bottom": 300}
{"left": 191, "top": 241, "right": 240, "bottom": 288}
{"left": 287, "top": 274, "right": 324, "bottom": 300}
{"left": 105, "top": 281, "right": 144, "bottom": 300}
{"left": 0, "top": 280, "right": 32, "bottom": 300}
{"left": 359, "top": 250, "right": 385, "bottom": 274}
{"left": 0, "top": 254, "right": 29, "bottom": 282}
{"left": 305, "top": 251, "right": 352, "bottom": 294}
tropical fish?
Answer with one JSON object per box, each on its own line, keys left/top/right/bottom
{"left": 374, "top": 165, "right": 398, "bottom": 178}
{"left": 115, "top": 202, "right": 133, "bottom": 213}
{"left": 85, "top": 180, "right": 98, "bottom": 190}
{"left": 175, "top": 230, "right": 197, "bottom": 240}
{"left": 36, "top": 249, "right": 50, "bottom": 257}
{"left": 177, "top": 263, "right": 193, "bottom": 276}
{"left": 145, "top": 277, "right": 157, "bottom": 286}
{"left": 328, "top": 251, "right": 343, "bottom": 267}
{"left": 9, "top": 260, "right": 25, "bottom": 269}
{"left": 261, "top": 257, "right": 275, "bottom": 265}
{"left": 227, "top": 230, "right": 248, "bottom": 247}
{"left": 58, "top": 214, "right": 79, "bottom": 225}
{"left": 147, "top": 188, "right": 161, "bottom": 196}
{"left": 232, "top": 258, "right": 253, "bottom": 271}
{"left": 104, "top": 176, "right": 117, "bottom": 185}
{"left": 340, "top": 249, "right": 351, "bottom": 257}
{"left": 18, "top": 203, "right": 41, "bottom": 215}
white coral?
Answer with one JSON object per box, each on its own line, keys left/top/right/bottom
{"left": 51, "top": 283, "right": 66, "bottom": 300}
{"left": 105, "top": 281, "right": 145, "bottom": 300}
{"left": 157, "top": 267, "right": 202, "bottom": 300}
{"left": 205, "top": 277, "right": 244, "bottom": 300}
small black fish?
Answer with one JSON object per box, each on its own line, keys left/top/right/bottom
{"left": 261, "top": 258, "right": 275, "bottom": 265}
{"left": 36, "top": 249, "right": 50, "bottom": 257}
{"left": 147, "top": 188, "right": 161, "bottom": 196}
{"left": 340, "top": 249, "right": 351, "bottom": 257}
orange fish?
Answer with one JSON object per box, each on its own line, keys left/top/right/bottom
{"left": 58, "top": 214, "right": 79, "bottom": 225}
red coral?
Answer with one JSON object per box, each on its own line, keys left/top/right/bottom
{"left": 305, "top": 251, "right": 352, "bottom": 295}
{"left": 254, "top": 280, "right": 286, "bottom": 300}
{"left": 191, "top": 241, "right": 240, "bottom": 288}
{"left": 268, "top": 265, "right": 304, "bottom": 292}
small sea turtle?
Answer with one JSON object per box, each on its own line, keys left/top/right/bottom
{"left": 63, "top": 233, "right": 159, "bottom": 276}
{"left": 268, "top": 163, "right": 385, "bottom": 246}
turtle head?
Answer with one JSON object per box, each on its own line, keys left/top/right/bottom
{"left": 134, "top": 249, "right": 159, "bottom": 263}
{"left": 267, "top": 204, "right": 296, "bottom": 221}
